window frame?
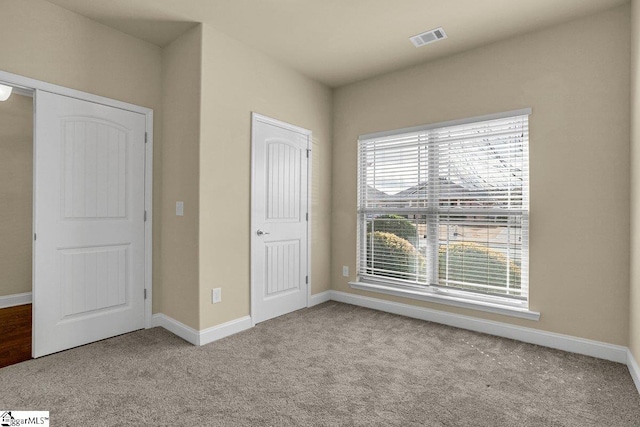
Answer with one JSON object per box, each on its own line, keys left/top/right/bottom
{"left": 352, "top": 109, "right": 537, "bottom": 319}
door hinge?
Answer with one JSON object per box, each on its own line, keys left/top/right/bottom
{"left": 144, "top": 210, "right": 147, "bottom": 222}
{"left": 305, "top": 276, "right": 308, "bottom": 284}
{"left": 306, "top": 212, "right": 308, "bottom": 221}
{"left": 306, "top": 149, "right": 311, "bottom": 158}
{"left": 145, "top": 132, "right": 148, "bottom": 143}
{"left": 34, "top": 233, "right": 36, "bottom": 241}
{"left": 144, "top": 289, "right": 147, "bottom": 300}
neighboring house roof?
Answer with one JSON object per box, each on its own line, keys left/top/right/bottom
{"left": 368, "top": 178, "right": 522, "bottom": 209}
{"left": 395, "top": 178, "right": 470, "bottom": 198}
{"left": 365, "top": 185, "right": 389, "bottom": 200}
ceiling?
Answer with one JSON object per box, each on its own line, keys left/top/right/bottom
{"left": 45, "top": 0, "right": 628, "bottom": 87}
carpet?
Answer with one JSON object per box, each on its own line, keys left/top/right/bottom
{"left": 1, "top": 302, "right": 639, "bottom": 426}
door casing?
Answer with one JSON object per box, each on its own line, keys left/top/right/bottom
{"left": 0, "top": 69, "right": 154, "bottom": 356}
{"left": 250, "top": 112, "right": 312, "bottom": 326}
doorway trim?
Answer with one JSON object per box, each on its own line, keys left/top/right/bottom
{"left": 250, "top": 112, "right": 312, "bottom": 326}
{"left": 0, "top": 69, "right": 154, "bottom": 334}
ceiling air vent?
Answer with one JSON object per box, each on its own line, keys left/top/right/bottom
{"left": 410, "top": 27, "right": 447, "bottom": 48}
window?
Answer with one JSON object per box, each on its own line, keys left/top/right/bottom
{"left": 357, "top": 110, "right": 530, "bottom": 310}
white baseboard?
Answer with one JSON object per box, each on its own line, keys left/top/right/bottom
{"left": 628, "top": 349, "right": 640, "bottom": 395}
{"left": 0, "top": 292, "right": 32, "bottom": 309}
{"left": 308, "top": 290, "right": 331, "bottom": 307}
{"left": 151, "top": 313, "right": 199, "bottom": 345}
{"left": 151, "top": 313, "right": 253, "bottom": 346}
{"left": 330, "top": 290, "right": 628, "bottom": 364}
{"left": 199, "top": 316, "right": 252, "bottom": 346}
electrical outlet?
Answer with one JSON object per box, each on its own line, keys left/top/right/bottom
{"left": 342, "top": 266, "right": 349, "bottom": 277}
{"left": 212, "top": 288, "right": 221, "bottom": 304}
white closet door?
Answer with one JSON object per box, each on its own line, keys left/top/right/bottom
{"left": 251, "top": 114, "right": 309, "bottom": 324}
{"left": 33, "top": 91, "right": 146, "bottom": 357}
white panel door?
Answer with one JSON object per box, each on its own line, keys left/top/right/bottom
{"left": 252, "top": 114, "right": 309, "bottom": 324}
{"left": 33, "top": 90, "right": 146, "bottom": 357}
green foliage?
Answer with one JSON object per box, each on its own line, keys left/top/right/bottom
{"left": 363, "top": 214, "right": 521, "bottom": 293}
{"left": 367, "top": 214, "right": 418, "bottom": 245}
{"left": 438, "top": 242, "right": 521, "bottom": 291}
{"left": 366, "top": 231, "right": 425, "bottom": 281}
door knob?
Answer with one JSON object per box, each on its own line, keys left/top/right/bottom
{"left": 257, "top": 229, "right": 270, "bottom": 236}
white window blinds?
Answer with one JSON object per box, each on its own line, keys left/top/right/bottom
{"left": 358, "top": 111, "right": 529, "bottom": 303}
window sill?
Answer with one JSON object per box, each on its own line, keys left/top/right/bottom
{"left": 348, "top": 281, "right": 540, "bottom": 321}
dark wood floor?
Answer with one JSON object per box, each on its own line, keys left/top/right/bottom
{"left": 0, "top": 304, "right": 32, "bottom": 368}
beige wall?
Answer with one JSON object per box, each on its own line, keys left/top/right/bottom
{"left": 631, "top": 0, "right": 640, "bottom": 361}
{"left": 198, "top": 25, "right": 333, "bottom": 329}
{"left": 332, "top": 6, "right": 631, "bottom": 345}
{"left": 0, "top": 94, "right": 32, "bottom": 297}
{"left": 0, "top": 0, "right": 164, "bottom": 310}
{"left": 159, "top": 25, "right": 202, "bottom": 329}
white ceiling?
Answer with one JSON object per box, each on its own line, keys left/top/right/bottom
{"left": 45, "top": 0, "right": 628, "bottom": 87}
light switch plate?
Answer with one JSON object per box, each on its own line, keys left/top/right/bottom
{"left": 343, "top": 266, "right": 349, "bottom": 277}
{"left": 212, "top": 288, "right": 221, "bottom": 304}
{"left": 176, "top": 201, "right": 184, "bottom": 216}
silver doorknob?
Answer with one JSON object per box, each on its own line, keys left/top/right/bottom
{"left": 256, "top": 229, "right": 270, "bottom": 236}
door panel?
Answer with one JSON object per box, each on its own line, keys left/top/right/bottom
{"left": 265, "top": 240, "right": 300, "bottom": 296}
{"left": 60, "top": 245, "right": 128, "bottom": 318}
{"left": 267, "top": 142, "right": 301, "bottom": 220}
{"left": 62, "top": 120, "right": 128, "bottom": 219}
{"left": 34, "top": 91, "right": 146, "bottom": 358}
{"left": 252, "top": 114, "right": 309, "bottom": 324}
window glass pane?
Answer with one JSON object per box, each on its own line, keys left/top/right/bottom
{"left": 362, "top": 214, "right": 428, "bottom": 284}
{"left": 360, "top": 136, "right": 427, "bottom": 209}
{"left": 357, "top": 113, "right": 529, "bottom": 303}
{"left": 437, "top": 215, "right": 524, "bottom": 298}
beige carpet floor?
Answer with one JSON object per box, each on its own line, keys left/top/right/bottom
{"left": 1, "top": 302, "right": 639, "bottom": 426}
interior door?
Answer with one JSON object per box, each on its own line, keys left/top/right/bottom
{"left": 33, "top": 90, "right": 146, "bottom": 357}
{"left": 251, "top": 114, "right": 309, "bottom": 324}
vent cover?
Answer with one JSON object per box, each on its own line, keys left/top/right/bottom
{"left": 410, "top": 27, "right": 447, "bottom": 47}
